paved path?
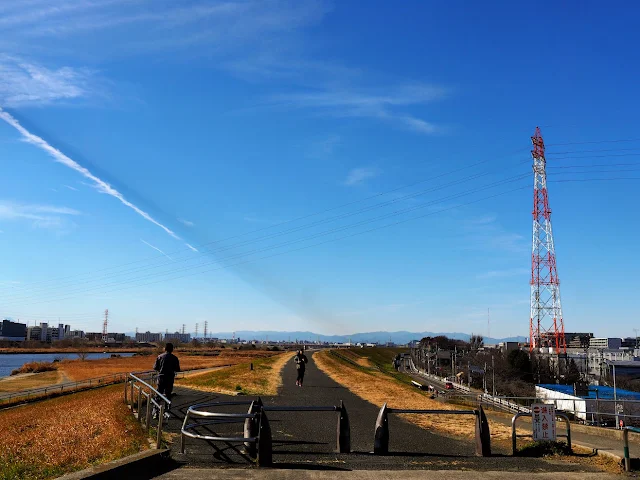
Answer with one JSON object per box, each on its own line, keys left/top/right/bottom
{"left": 155, "top": 468, "right": 620, "bottom": 480}
{"left": 158, "top": 352, "right": 608, "bottom": 473}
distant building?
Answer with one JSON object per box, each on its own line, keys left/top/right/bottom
{"left": 165, "top": 332, "right": 191, "bottom": 343}
{"left": 50, "top": 324, "right": 71, "bottom": 342}
{"left": 68, "top": 330, "right": 85, "bottom": 340}
{"left": 136, "top": 331, "right": 162, "bottom": 343}
{"left": 590, "top": 338, "right": 622, "bottom": 349}
{"left": 0, "top": 319, "right": 26, "bottom": 341}
{"left": 498, "top": 341, "right": 520, "bottom": 352}
{"left": 564, "top": 332, "right": 593, "bottom": 349}
{"left": 84, "top": 332, "right": 103, "bottom": 342}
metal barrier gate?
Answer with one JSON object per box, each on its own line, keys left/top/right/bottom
{"left": 374, "top": 403, "right": 491, "bottom": 456}
{"left": 511, "top": 412, "right": 571, "bottom": 455}
{"left": 124, "top": 371, "right": 171, "bottom": 449}
{"left": 180, "top": 398, "right": 350, "bottom": 466}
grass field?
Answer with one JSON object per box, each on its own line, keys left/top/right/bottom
{"left": 59, "top": 350, "right": 281, "bottom": 381}
{"left": 0, "top": 384, "right": 147, "bottom": 480}
{"left": 178, "top": 351, "right": 294, "bottom": 395}
{"left": 0, "top": 371, "right": 62, "bottom": 393}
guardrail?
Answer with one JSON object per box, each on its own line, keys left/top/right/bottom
{"left": 511, "top": 411, "right": 571, "bottom": 455}
{"left": 124, "top": 371, "right": 171, "bottom": 449}
{"left": 374, "top": 402, "right": 491, "bottom": 456}
{"left": 0, "top": 372, "right": 128, "bottom": 406}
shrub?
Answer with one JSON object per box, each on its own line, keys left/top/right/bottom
{"left": 10, "top": 362, "right": 58, "bottom": 376}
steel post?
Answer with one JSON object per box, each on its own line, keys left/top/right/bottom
{"left": 337, "top": 400, "right": 351, "bottom": 453}
{"left": 474, "top": 406, "right": 491, "bottom": 457}
{"left": 624, "top": 427, "right": 630, "bottom": 472}
{"left": 374, "top": 403, "right": 389, "bottom": 455}
{"left": 256, "top": 409, "right": 272, "bottom": 467}
{"left": 156, "top": 403, "right": 164, "bottom": 449}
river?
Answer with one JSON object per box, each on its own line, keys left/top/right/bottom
{"left": 0, "top": 352, "right": 135, "bottom": 378}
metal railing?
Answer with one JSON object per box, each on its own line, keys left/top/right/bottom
{"left": 511, "top": 412, "right": 571, "bottom": 455}
{"left": 180, "top": 398, "right": 272, "bottom": 466}
{"left": 124, "top": 371, "right": 171, "bottom": 449}
{"left": 0, "top": 372, "right": 128, "bottom": 405}
{"left": 180, "top": 398, "right": 351, "bottom": 466}
{"left": 374, "top": 402, "right": 491, "bottom": 456}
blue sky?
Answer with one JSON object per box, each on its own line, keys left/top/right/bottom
{"left": 0, "top": 0, "right": 638, "bottom": 338}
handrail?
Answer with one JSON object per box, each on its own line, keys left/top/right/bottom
{"left": 129, "top": 371, "right": 171, "bottom": 406}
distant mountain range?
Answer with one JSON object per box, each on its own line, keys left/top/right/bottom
{"left": 198, "top": 330, "right": 527, "bottom": 345}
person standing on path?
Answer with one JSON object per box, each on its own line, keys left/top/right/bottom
{"left": 294, "top": 349, "right": 308, "bottom": 387}
{"left": 153, "top": 342, "right": 181, "bottom": 398}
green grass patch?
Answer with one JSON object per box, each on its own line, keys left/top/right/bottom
{"left": 332, "top": 348, "right": 414, "bottom": 385}
{"left": 517, "top": 440, "right": 572, "bottom": 457}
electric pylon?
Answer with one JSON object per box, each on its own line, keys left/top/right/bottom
{"left": 529, "top": 127, "right": 566, "bottom": 353}
{"left": 102, "top": 309, "right": 109, "bottom": 342}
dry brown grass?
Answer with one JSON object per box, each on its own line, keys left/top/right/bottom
{"left": 10, "top": 361, "right": 58, "bottom": 375}
{"left": 314, "top": 350, "right": 526, "bottom": 444}
{"left": 0, "top": 384, "right": 147, "bottom": 480}
{"left": 59, "top": 350, "right": 280, "bottom": 381}
{"left": 0, "top": 371, "right": 62, "bottom": 393}
{"left": 178, "top": 351, "right": 294, "bottom": 396}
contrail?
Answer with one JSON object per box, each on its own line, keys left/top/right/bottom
{"left": 0, "top": 108, "right": 183, "bottom": 243}
{"left": 140, "top": 239, "right": 172, "bottom": 260}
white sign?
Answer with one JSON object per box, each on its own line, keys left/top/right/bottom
{"left": 531, "top": 403, "right": 556, "bottom": 441}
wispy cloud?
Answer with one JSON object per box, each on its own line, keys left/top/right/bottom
{"left": 63, "top": 184, "right": 78, "bottom": 191}
{"left": 140, "top": 239, "right": 172, "bottom": 260}
{"left": 307, "top": 134, "right": 341, "bottom": 159}
{"left": 464, "top": 214, "right": 528, "bottom": 254}
{"left": 344, "top": 167, "right": 380, "bottom": 186}
{"left": 265, "top": 84, "right": 447, "bottom": 135}
{"left": 0, "top": 108, "right": 192, "bottom": 248}
{"left": 178, "top": 218, "right": 194, "bottom": 227}
{"left": 0, "top": 55, "right": 100, "bottom": 107}
{"left": 0, "top": 201, "right": 80, "bottom": 231}
{"left": 476, "top": 268, "right": 529, "bottom": 280}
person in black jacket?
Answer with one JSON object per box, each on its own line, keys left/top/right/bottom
{"left": 153, "top": 342, "right": 181, "bottom": 398}
{"left": 294, "top": 349, "right": 308, "bottom": 387}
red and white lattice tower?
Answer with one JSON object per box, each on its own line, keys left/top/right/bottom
{"left": 529, "top": 127, "right": 566, "bottom": 353}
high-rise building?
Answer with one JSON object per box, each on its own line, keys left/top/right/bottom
{"left": 0, "top": 319, "right": 26, "bottom": 341}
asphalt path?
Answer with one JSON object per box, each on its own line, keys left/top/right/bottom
{"left": 160, "top": 351, "right": 607, "bottom": 472}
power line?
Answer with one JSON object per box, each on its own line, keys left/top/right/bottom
{"left": 6, "top": 175, "right": 532, "bottom": 307}
{"left": 16, "top": 184, "right": 533, "bottom": 307}
{"left": 1, "top": 147, "right": 531, "bottom": 296}
{"left": 547, "top": 138, "right": 640, "bottom": 147}
{"left": 1, "top": 161, "right": 534, "bottom": 301}
{"left": 546, "top": 147, "right": 640, "bottom": 155}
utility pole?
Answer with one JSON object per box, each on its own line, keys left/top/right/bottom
{"left": 487, "top": 308, "right": 490, "bottom": 340}
{"left": 484, "top": 361, "right": 487, "bottom": 393}
{"left": 614, "top": 364, "right": 619, "bottom": 428}
{"left": 102, "top": 309, "right": 109, "bottom": 342}
{"left": 492, "top": 355, "right": 496, "bottom": 396}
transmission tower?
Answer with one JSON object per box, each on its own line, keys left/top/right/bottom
{"left": 182, "top": 324, "right": 186, "bottom": 335}
{"left": 195, "top": 323, "right": 199, "bottom": 338}
{"left": 204, "top": 321, "right": 208, "bottom": 339}
{"left": 529, "top": 127, "right": 566, "bottom": 353}
{"left": 102, "top": 309, "right": 109, "bottom": 342}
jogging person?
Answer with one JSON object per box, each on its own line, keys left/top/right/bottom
{"left": 153, "top": 342, "right": 181, "bottom": 399}
{"left": 294, "top": 349, "right": 308, "bottom": 387}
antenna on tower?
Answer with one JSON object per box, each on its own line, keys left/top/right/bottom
{"left": 102, "top": 309, "right": 109, "bottom": 342}
{"left": 529, "top": 127, "right": 566, "bottom": 353}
